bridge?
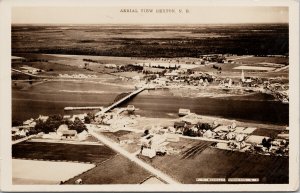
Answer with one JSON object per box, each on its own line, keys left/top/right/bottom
{"left": 95, "top": 86, "right": 146, "bottom": 117}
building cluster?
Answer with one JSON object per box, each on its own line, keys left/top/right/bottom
{"left": 20, "top": 66, "right": 43, "bottom": 75}
{"left": 156, "top": 112, "right": 290, "bottom": 156}
{"left": 139, "top": 125, "right": 181, "bottom": 158}
{"left": 264, "top": 82, "right": 289, "bottom": 103}
{"left": 59, "top": 73, "right": 98, "bottom": 79}
{"left": 142, "top": 70, "right": 215, "bottom": 88}
{"left": 94, "top": 109, "right": 138, "bottom": 132}
{"left": 12, "top": 114, "right": 90, "bottom": 141}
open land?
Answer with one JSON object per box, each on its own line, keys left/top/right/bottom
{"left": 12, "top": 24, "right": 288, "bottom": 57}
{"left": 13, "top": 159, "right": 95, "bottom": 185}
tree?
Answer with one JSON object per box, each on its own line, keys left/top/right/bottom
{"left": 69, "top": 117, "right": 86, "bottom": 133}
{"left": 34, "top": 114, "right": 64, "bottom": 134}
{"left": 143, "top": 129, "right": 149, "bottom": 136}
{"left": 84, "top": 116, "right": 91, "bottom": 124}
{"left": 262, "top": 138, "right": 272, "bottom": 149}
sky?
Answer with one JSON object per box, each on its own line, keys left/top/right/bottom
{"left": 12, "top": 6, "right": 288, "bottom": 24}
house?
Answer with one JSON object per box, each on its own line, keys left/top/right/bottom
{"left": 168, "top": 126, "right": 176, "bottom": 133}
{"left": 63, "top": 115, "right": 71, "bottom": 119}
{"left": 127, "top": 105, "right": 135, "bottom": 113}
{"left": 165, "top": 72, "right": 179, "bottom": 77}
{"left": 174, "top": 121, "right": 186, "bottom": 129}
{"left": 203, "top": 130, "right": 215, "bottom": 138}
{"left": 229, "top": 122, "right": 237, "bottom": 130}
{"left": 37, "top": 115, "right": 49, "bottom": 122}
{"left": 226, "top": 132, "right": 236, "bottom": 140}
{"left": 77, "top": 130, "right": 88, "bottom": 141}
{"left": 12, "top": 127, "right": 19, "bottom": 136}
{"left": 235, "top": 134, "right": 246, "bottom": 142}
{"left": 12, "top": 127, "right": 28, "bottom": 137}
{"left": 180, "top": 113, "right": 201, "bottom": 124}
{"left": 61, "top": 130, "right": 77, "bottom": 139}
{"left": 23, "top": 118, "right": 36, "bottom": 128}
{"left": 178, "top": 108, "right": 190, "bottom": 116}
{"left": 105, "top": 64, "right": 117, "bottom": 68}
{"left": 214, "top": 125, "right": 229, "bottom": 132}
{"left": 71, "top": 113, "right": 87, "bottom": 122}
{"left": 56, "top": 124, "right": 78, "bottom": 139}
{"left": 140, "top": 134, "right": 153, "bottom": 148}
{"left": 57, "top": 124, "right": 69, "bottom": 135}
{"left": 23, "top": 118, "right": 34, "bottom": 125}
{"left": 141, "top": 148, "right": 156, "bottom": 158}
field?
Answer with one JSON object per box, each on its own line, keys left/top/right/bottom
{"left": 13, "top": 159, "right": 95, "bottom": 185}
{"left": 101, "top": 130, "right": 133, "bottom": 142}
{"left": 146, "top": 146, "right": 288, "bottom": 184}
{"left": 12, "top": 142, "right": 116, "bottom": 164}
{"left": 64, "top": 154, "right": 152, "bottom": 184}
{"left": 251, "top": 128, "right": 284, "bottom": 138}
{"left": 233, "top": 56, "right": 288, "bottom": 65}
{"left": 12, "top": 24, "right": 288, "bottom": 57}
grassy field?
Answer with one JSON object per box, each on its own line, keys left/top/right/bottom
{"left": 64, "top": 154, "right": 152, "bottom": 184}
{"left": 146, "top": 147, "right": 288, "bottom": 184}
{"left": 12, "top": 142, "right": 116, "bottom": 164}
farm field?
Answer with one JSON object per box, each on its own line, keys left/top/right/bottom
{"left": 13, "top": 159, "right": 95, "bottom": 185}
{"left": 64, "top": 154, "right": 152, "bottom": 184}
{"left": 143, "top": 143, "right": 288, "bottom": 184}
{"left": 12, "top": 142, "right": 116, "bottom": 164}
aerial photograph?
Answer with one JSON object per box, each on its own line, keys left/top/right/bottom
{"left": 11, "top": 6, "right": 289, "bottom": 185}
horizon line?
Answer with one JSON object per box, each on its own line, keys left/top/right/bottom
{"left": 11, "top": 22, "right": 289, "bottom": 25}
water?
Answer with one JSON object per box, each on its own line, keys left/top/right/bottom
{"left": 12, "top": 86, "right": 288, "bottom": 125}
{"left": 122, "top": 94, "right": 288, "bottom": 125}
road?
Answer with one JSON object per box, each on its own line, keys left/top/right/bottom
{"left": 88, "top": 128, "right": 179, "bottom": 184}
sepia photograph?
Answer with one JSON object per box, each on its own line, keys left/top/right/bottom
{"left": 0, "top": 0, "right": 299, "bottom": 192}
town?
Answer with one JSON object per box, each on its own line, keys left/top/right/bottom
{"left": 12, "top": 52, "right": 289, "bottom": 184}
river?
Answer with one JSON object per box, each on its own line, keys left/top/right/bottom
{"left": 12, "top": 82, "right": 288, "bottom": 125}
